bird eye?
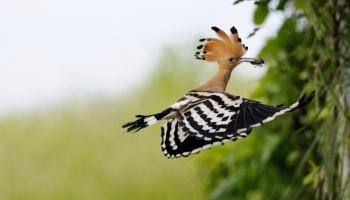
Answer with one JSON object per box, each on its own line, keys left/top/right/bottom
{"left": 228, "top": 58, "right": 233, "bottom": 62}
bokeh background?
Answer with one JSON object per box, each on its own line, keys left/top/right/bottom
{"left": 1, "top": 0, "right": 349, "bottom": 199}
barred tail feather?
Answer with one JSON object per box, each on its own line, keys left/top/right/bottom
{"left": 122, "top": 108, "right": 174, "bottom": 133}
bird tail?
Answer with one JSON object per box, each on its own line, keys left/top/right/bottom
{"left": 122, "top": 108, "right": 173, "bottom": 133}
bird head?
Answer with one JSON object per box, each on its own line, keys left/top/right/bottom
{"left": 195, "top": 26, "right": 248, "bottom": 70}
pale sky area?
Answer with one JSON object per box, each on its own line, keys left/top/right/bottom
{"left": 0, "top": 0, "right": 282, "bottom": 115}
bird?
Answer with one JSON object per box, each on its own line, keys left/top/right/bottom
{"left": 122, "top": 26, "right": 315, "bottom": 159}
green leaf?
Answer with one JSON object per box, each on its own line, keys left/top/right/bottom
{"left": 302, "top": 166, "right": 318, "bottom": 186}
{"left": 253, "top": 4, "right": 269, "bottom": 25}
{"left": 294, "top": 0, "right": 309, "bottom": 10}
{"left": 276, "top": 0, "right": 288, "bottom": 10}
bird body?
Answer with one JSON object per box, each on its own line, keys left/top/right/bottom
{"left": 122, "top": 26, "right": 315, "bottom": 158}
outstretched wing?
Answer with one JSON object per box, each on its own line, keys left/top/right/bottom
{"left": 161, "top": 118, "right": 252, "bottom": 158}
{"left": 162, "top": 91, "right": 314, "bottom": 158}
{"left": 177, "top": 91, "right": 315, "bottom": 143}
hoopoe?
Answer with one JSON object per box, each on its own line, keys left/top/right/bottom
{"left": 123, "top": 26, "right": 315, "bottom": 159}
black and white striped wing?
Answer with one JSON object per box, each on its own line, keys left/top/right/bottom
{"left": 161, "top": 118, "right": 251, "bottom": 158}
{"left": 161, "top": 91, "right": 315, "bottom": 158}
{"left": 178, "top": 93, "right": 243, "bottom": 141}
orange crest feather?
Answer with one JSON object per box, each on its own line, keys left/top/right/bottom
{"left": 195, "top": 26, "right": 248, "bottom": 62}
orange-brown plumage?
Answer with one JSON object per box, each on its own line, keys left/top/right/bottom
{"left": 195, "top": 26, "right": 249, "bottom": 92}
{"left": 195, "top": 26, "right": 248, "bottom": 65}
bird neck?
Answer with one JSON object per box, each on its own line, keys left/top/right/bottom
{"left": 195, "top": 67, "right": 233, "bottom": 92}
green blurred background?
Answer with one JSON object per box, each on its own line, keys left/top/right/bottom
{"left": 0, "top": 46, "right": 255, "bottom": 199}
{"left": 1, "top": 0, "right": 349, "bottom": 199}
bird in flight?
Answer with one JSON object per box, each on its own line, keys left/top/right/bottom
{"left": 122, "top": 26, "right": 315, "bottom": 159}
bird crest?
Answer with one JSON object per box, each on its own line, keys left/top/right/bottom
{"left": 195, "top": 26, "right": 248, "bottom": 64}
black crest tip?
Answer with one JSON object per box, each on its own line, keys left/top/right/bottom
{"left": 197, "top": 45, "right": 203, "bottom": 50}
{"left": 230, "top": 26, "right": 237, "bottom": 34}
{"left": 199, "top": 38, "right": 206, "bottom": 42}
{"left": 211, "top": 26, "right": 220, "bottom": 32}
{"left": 237, "top": 38, "right": 242, "bottom": 42}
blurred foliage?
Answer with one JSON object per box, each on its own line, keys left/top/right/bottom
{"left": 253, "top": 3, "right": 269, "bottom": 25}
{"left": 198, "top": 0, "right": 350, "bottom": 199}
{"left": 0, "top": 46, "right": 200, "bottom": 200}
{"left": 0, "top": 93, "right": 197, "bottom": 199}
